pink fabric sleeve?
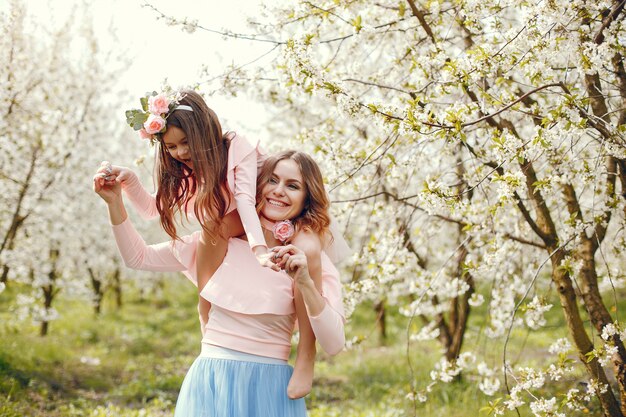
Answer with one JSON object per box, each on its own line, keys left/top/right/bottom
{"left": 111, "top": 218, "right": 187, "bottom": 273}
{"left": 121, "top": 171, "right": 160, "bottom": 220}
{"left": 309, "top": 303, "right": 345, "bottom": 355}
{"left": 307, "top": 252, "right": 346, "bottom": 355}
{"left": 230, "top": 135, "right": 267, "bottom": 249}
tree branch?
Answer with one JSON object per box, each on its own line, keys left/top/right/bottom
{"left": 406, "top": 0, "right": 436, "bottom": 43}
{"left": 594, "top": 0, "right": 626, "bottom": 45}
{"left": 423, "top": 83, "right": 563, "bottom": 129}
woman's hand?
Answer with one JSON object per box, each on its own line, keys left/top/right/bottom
{"left": 272, "top": 245, "right": 312, "bottom": 286}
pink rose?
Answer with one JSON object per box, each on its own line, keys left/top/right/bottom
{"left": 273, "top": 220, "right": 295, "bottom": 243}
{"left": 144, "top": 114, "right": 166, "bottom": 135}
{"left": 138, "top": 128, "right": 151, "bottom": 140}
{"left": 148, "top": 94, "right": 170, "bottom": 115}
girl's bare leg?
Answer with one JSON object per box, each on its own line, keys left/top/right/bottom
{"left": 196, "top": 211, "right": 244, "bottom": 335}
{"left": 287, "top": 286, "right": 316, "bottom": 399}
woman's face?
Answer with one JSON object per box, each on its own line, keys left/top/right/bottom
{"left": 261, "top": 159, "right": 307, "bottom": 221}
{"left": 162, "top": 126, "right": 192, "bottom": 169}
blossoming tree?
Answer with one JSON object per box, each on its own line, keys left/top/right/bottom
{"left": 0, "top": 0, "right": 145, "bottom": 333}
{"left": 157, "top": 0, "right": 626, "bottom": 415}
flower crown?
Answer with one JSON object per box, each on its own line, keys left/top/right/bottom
{"left": 125, "top": 91, "right": 193, "bottom": 143}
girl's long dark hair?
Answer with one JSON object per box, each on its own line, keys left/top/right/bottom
{"left": 154, "top": 90, "right": 230, "bottom": 240}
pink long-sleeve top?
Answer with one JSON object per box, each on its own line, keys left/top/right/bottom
{"left": 111, "top": 217, "right": 346, "bottom": 359}
{"left": 122, "top": 132, "right": 267, "bottom": 249}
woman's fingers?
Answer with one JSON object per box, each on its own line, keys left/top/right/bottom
{"left": 274, "top": 252, "right": 290, "bottom": 267}
{"left": 272, "top": 244, "right": 300, "bottom": 258}
{"left": 285, "top": 253, "right": 306, "bottom": 273}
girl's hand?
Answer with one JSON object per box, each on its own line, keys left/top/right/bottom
{"left": 95, "top": 161, "right": 138, "bottom": 188}
{"left": 252, "top": 246, "right": 281, "bottom": 272}
{"left": 272, "top": 245, "right": 311, "bottom": 285}
{"left": 93, "top": 162, "right": 122, "bottom": 204}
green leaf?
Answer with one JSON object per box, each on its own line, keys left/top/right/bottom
{"left": 398, "top": 2, "right": 406, "bottom": 17}
{"left": 352, "top": 15, "right": 362, "bottom": 33}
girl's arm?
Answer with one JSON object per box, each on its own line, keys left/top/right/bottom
{"left": 229, "top": 135, "right": 267, "bottom": 250}
{"left": 97, "top": 163, "right": 160, "bottom": 219}
{"left": 97, "top": 162, "right": 197, "bottom": 220}
{"left": 94, "top": 170, "right": 187, "bottom": 273}
{"left": 229, "top": 135, "right": 279, "bottom": 269}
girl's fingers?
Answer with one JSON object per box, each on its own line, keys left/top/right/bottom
{"left": 277, "top": 253, "right": 290, "bottom": 267}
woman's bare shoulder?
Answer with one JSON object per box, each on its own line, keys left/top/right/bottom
{"left": 291, "top": 229, "right": 322, "bottom": 256}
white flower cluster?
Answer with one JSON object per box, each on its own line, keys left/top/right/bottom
{"left": 548, "top": 337, "right": 572, "bottom": 354}
{"left": 524, "top": 296, "right": 552, "bottom": 330}
{"left": 410, "top": 321, "right": 440, "bottom": 342}
{"left": 430, "top": 353, "right": 475, "bottom": 383}
{"left": 529, "top": 397, "right": 563, "bottom": 417}
{"left": 477, "top": 362, "right": 501, "bottom": 396}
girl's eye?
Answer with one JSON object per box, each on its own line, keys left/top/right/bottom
{"left": 288, "top": 184, "right": 299, "bottom": 190}
{"left": 269, "top": 177, "right": 278, "bottom": 184}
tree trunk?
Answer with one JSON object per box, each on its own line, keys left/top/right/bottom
{"left": 40, "top": 248, "right": 59, "bottom": 337}
{"left": 445, "top": 242, "right": 474, "bottom": 362}
{"left": 576, "top": 239, "right": 626, "bottom": 414}
{"left": 1, "top": 145, "right": 40, "bottom": 285}
{"left": 112, "top": 268, "right": 122, "bottom": 309}
{"left": 87, "top": 267, "right": 103, "bottom": 315}
{"left": 550, "top": 247, "right": 622, "bottom": 417}
{"left": 374, "top": 300, "right": 387, "bottom": 344}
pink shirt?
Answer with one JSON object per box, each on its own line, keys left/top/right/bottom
{"left": 121, "top": 132, "right": 267, "bottom": 248}
{"left": 111, "top": 218, "right": 346, "bottom": 358}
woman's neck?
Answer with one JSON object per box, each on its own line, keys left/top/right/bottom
{"left": 259, "top": 215, "right": 289, "bottom": 247}
{"left": 259, "top": 215, "right": 276, "bottom": 231}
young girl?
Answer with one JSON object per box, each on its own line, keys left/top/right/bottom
{"left": 93, "top": 151, "right": 345, "bottom": 415}
{"left": 97, "top": 89, "right": 277, "bottom": 333}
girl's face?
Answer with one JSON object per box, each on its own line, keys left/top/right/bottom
{"left": 261, "top": 159, "right": 307, "bottom": 221}
{"left": 162, "top": 126, "right": 192, "bottom": 169}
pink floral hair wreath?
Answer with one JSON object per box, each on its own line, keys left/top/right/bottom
{"left": 125, "top": 91, "right": 193, "bottom": 144}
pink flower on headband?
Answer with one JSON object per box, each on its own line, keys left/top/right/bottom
{"left": 144, "top": 114, "right": 166, "bottom": 135}
{"left": 126, "top": 90, "right": 193, "bottom": 145}
{"left": 138, "top": 128, "right": 151, "bottom": 140}
{"left": 273, "top": 220, "right": 295, "bottom": 243}
{"left": 148, "top": 94, "right": 170, "bottom": 115}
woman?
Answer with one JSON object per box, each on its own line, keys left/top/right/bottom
{"left": 94, "top": 150, "right": 345, "bottom": 416}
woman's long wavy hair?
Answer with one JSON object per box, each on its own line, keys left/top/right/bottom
{"left": 256, "top": 150, "right": 331, "bottom": 239}
{"left": 154, "top": 89, "right": 230, "bottom": 240}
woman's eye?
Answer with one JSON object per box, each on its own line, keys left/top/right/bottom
{"left": 269, "top": 178, "right": 278, "bottom": 184}
{"left": 288, "top": 184, "right": 299, "bottom": 190}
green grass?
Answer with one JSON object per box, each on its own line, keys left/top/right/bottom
{"left": 0, "top": 278, "right": 621, "bottom": 416}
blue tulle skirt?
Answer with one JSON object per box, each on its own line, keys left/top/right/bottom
{"left": 174, "top": 345, "right": 307, "bottom": 417}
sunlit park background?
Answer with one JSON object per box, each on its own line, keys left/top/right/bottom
{"left": 2, "top": 0, "right": 626, "bottom": 416}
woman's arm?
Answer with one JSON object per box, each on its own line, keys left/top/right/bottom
{"left": 275, "top": 234, "right": 346, "bottom": 356}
